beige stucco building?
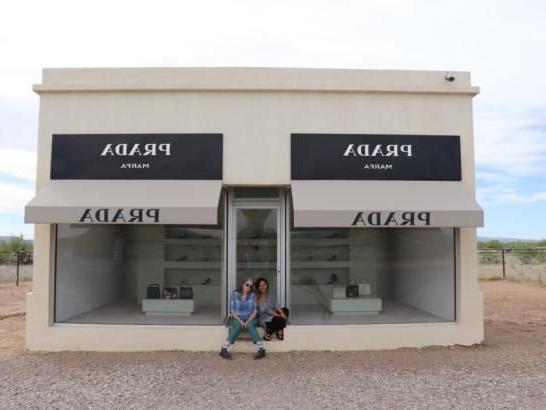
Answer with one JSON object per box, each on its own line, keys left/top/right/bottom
{"left": 25, "top": 67, "right": 483, "bottom": 351}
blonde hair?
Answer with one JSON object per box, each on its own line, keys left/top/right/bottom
{"left": 237, "top": 277, "right": 254, "bottom": 293}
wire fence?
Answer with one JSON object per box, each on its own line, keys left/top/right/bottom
{"left": 1, "top": 249, "right": 545, "bottom": 286}
{"left": 0, "top": 252, "right": 33, "bottom": 286}
{"left": 478, "top": 248, "right": 546, "bottom": 284}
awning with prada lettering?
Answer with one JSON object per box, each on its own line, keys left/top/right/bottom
{"left": 25, "top": 180, "right": 222, "bottom": 225}
{"left": 291, "top": 181, "right": 483, "bottom": 228}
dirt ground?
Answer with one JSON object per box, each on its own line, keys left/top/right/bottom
{"left": 0, "top": 280, "right": 545, "bottom": 408}
{"left": 0, "top": 281, "right": 30, "bottom": 352}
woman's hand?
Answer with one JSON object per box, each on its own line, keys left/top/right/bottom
{"left": 232, "top": 313, "right": 245, "bottom": 328}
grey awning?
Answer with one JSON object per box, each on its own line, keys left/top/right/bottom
{"left": 25, "top": 180, "right": 222, "bottom": 225}
{"left": 291, "top": 181, "right": 483, "bottom": 228}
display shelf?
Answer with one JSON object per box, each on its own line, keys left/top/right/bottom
{"left": 290, "top": 230, "right": 351, "bottom": 274}
{"left": 290, "top": 229, "right": 353, "bottom": 295}
{"left": 142, "top": 299, "right": 194, "bottom": 316}
{"left": 163, "top": 227, "right": 222, "bottom": 275}
{"left": 236, "top": 261, "right": 277, "bottom": 269}
{"left": 291, "top": 238, "right": 350, "bottom": 247}
{"left": 164, "top": 261, "right": 222, "bottom": 269}
{"left": 164, "top": 238, "right": 222, "bottom": 246}
{"left": 237, "top": 239, "right": 276, "bottom": 246}
{"left": 329, "top": 296, "right": 382, "bottom": 315}
{"left": 161, "top": 226, "right": 223, "bottom": 307}
{"left": 291, "top": 261, "right": 351, "bottom": 269}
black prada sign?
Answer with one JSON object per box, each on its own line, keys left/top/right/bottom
{"left": 352, "top": 211, "right": 431, "bottom": 227}
{"left": 291, "top": 134, "right": 461, "bottom": 181}
{"left": 51, "top": 134, "right": 222, "bottom": 180}
{"left": 79, "top": 208, "right": 160, "bottom": 223}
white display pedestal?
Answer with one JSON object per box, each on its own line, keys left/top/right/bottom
{"left": 142, "top": 299, "right": 194, "bottom": 316}
{"left": 328, "top": 296, "right": 382, "bottom": 315}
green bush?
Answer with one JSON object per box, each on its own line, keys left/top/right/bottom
{"left": 0, "top": 235, "right": 33, "bottom": 264}
{"left": 478, "top": 240, "right": 503, "bottom": 249}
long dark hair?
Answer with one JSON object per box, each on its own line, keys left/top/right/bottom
{"left": 254, "top": 277, "right": 269, "bottom": 304}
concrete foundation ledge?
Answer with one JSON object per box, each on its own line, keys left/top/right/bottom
{"left": 24, "top": 321, "right": 483, "bottom": 352}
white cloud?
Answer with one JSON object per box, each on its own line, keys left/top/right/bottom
{"left": 498, "top": 192, "right": 546, "bottom": 203}
{"left": 0, "top": 149, "right": 37, "bottom": 181}
{"left": 477, "top": 182, "right": 546, "bottom": 206}
{"left": 0, "top": 182, "right": 34, "bottom": 214}
{"left": 475, "top": 110, "right": 546, "bottom": 178}
{"left": 0, "top": 97, "right": 39, "bottom": 151}
{"left": 474, "top": 108, "right": 546, "bottom": 207}
{"left": 475, "top": 171, "right": 512, "bottom": 184}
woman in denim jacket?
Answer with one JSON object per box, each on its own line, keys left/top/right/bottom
{"left": 219, "top": 277, "right": 265, "bottom": 360}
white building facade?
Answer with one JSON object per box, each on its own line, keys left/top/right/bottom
{"left": 25, "top": 68, "right": 483, "bottom": 351}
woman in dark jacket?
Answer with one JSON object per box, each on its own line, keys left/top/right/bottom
{"left": 255, "top": 277, "right": 288, "bottom": 341}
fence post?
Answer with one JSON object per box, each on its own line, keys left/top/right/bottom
{"left": 16, "top": 251, "right": 20, "bottom": 287}
{"left": 501, "top": 248, "right": 506, "bottom": 278}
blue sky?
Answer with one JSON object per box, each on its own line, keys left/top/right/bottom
{"left": 1, "top": 0, "right": 545, "bottom": 240}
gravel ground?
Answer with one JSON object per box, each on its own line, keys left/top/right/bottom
{"left": 0, "top": 281, "right": 545, "bottom": 409}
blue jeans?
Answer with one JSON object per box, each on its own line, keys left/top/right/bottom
{"left": 227, "top": 318, "right": 261, "bottom": 344}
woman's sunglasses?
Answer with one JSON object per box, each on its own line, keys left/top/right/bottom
{"left": 244, "top": 283, "right": 252, "bottom": 288}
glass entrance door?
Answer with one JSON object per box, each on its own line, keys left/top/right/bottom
{"left": 235, "top": 208, "right": 279, "bottom": 298}
{"left": 227, "top": 189, "right": 286, "bottom": 306}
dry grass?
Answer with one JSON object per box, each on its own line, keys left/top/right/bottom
{"left": 478, "top": 253, "right": 546, "bottom": 285}
{"left": 0, "top": 264, "right": 33, "bottom": 283}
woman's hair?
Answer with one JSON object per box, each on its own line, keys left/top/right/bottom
{"left": 254, "top": 277, "right": 269, "bottom": 294}
{"left": 236, "top": 277, "right": 254, "bottom": 293}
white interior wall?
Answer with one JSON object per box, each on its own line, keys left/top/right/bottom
{"left": 392, "top": 228, "right": 455, "bottom": 320}
{"left": 55, "top": 225, "right": 122, "bottom": 322}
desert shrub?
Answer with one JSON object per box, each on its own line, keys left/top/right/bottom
{"left": 479, "top": 252, "right": 501, "bottom": 264}
{"left": 514, "top": 250, "right": 546, "bottom": 265}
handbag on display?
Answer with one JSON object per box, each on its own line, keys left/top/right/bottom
{"left": 146, "top": 283, "right": 161, "bottom": 299}
{"left": 346, "top": 281, "right": 359, "bottom": 298}
{"left": 179, "top": 285, "right": 194, "bottom": 299}
{"left": 162, "top": 286, "right": 178, "bottom": 299}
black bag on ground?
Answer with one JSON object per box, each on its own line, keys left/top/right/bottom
{"left": 146, "top": 283, "right": 161, "bottom": 299}
{"left": 179, "top": 286, "right": 194, "bottom": 299}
